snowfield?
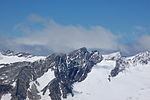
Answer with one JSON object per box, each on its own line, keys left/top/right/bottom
{"left": 66, "top": 60, "right": 150, "bottom": 100}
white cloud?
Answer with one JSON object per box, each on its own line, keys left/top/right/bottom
{"left": 134, "top": 26, "right": 147, "bottom": 31}
{"left": 1, "top": 14, "right": 149, "bottom": 55}
{"left": 134, "top": 26, "right": 150, "bottom": 33}
{"left": 14, "top": 14, "right": 121, "bottom": 52}
{"left": 138, "top": 35, "right": 150, "bottom": 50}
{"left": 27, "top": 14, "right": 45, "bottom": 22}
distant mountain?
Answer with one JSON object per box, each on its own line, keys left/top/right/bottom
{"left": 0, "top": 48, "right": 150, "bottom": 100}
{"left": 1, "top": 50, "right": 34, "bottom": 57}
{"left": 103, "top": 52, "right": 121, "bottom": 60}
{"left": 0, "top": 50, "right": 45, "bottom": 64}
{"left": 110, "top": 51, "right": 150, "bottom": 77}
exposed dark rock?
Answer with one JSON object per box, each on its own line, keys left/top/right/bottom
{"left": 49, "top": 78, "right": 61, "bottom": 100}
{"left": 110, "top": 51, "right": 150, "bottom": 77}
{"left": 110, "top": 58, "right": 129, "bottom": 77}
{"left": 41, "top": 47, "right": 103, "bottom": 100}
{"left": 11, "top": 66, "right": 33, "bottom": 100}
{"left": 132, "top": 51, "right": 150, "bottom": 65}
{"left": 0, "top": 84, "right": 13, "bottom": 100}
{"left": 27, "top": 83, "right": 41, "bottom": 100}
{"left": 0, "top": 62, "right": 32, "bottom": 85}
{"left": 0, "top": 84, "right": 13, "bottom": 94}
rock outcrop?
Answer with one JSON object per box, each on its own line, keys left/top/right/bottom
{"left": 110, "top": 51, "right": 150, "bottom": 77}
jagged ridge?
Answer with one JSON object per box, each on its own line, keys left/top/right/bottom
{"left": 0, "top": 47, "right": 103, "bottom": 100}
{"left": 110, "top": 51, "right": 150, "bottom": 77}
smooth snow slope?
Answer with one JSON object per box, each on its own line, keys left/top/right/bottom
{"left": 66, "top": 60, "right": 150, "bottom": 100}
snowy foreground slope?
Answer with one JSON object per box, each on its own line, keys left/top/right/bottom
{"left": 66, "top": 60, "right": 150, "bottom": 100}
{"left": 0, "top": 49, "right": 150, "bottom": 100}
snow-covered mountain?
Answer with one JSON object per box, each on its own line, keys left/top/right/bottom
{"left": 0, "top": 50, "right": 45, "bottom": 65}
{"left": 65, "top": 51, "right": 150, "bottom": 100}
{"left": 0, "top": 48, "right": 150, "bottom": 100}
{"left": 103, "top": 51, "right": 121, "bottom": 60}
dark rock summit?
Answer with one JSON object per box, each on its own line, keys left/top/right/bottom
{"left": 0, "top": 47, "right": 103, "bottom": 100}
{"left": 110, "top": 58, "right": 129, "bottom": 77}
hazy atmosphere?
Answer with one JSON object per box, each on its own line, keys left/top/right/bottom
{"left": 0, "top": 0, "right": 150, "bottom": 55}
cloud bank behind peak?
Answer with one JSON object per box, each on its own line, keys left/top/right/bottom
{"left": 14, "top": 14, "right": 121, "bottom": 52}
{"left": 1, "top": 14, "right": 150, "bottom": 56}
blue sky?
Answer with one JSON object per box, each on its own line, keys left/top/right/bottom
{"left": 0, "top": 0, "right": 150, "bottom": 55}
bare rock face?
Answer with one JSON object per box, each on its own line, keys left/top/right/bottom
{"left": 110, "top": 58, "right": 129, "bottom": 77}
{"left": 41, "top": 47, "right": 103, "bottom": 100}
{"left": 110, "top": 51, "right": 150, "bottom": 77}
{"left": 0, "top": 47, "right": 103, "bottom": 100}
{"left": 27, "top": 83, "right": 41, "bottom": 100}
{"left": 131, "top": 51, "right": 150, "bottom": 65}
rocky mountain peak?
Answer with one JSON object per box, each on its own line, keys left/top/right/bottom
{"left": 131, "top": 51, "right": 150, "bottom": 65}
{"left": 1, "top": 50, "right": 33, "bottom": 58}
{"left": 103, "top": 51, "right": 122, "bottom": 60}
{"left": 0, "top": 47, "right": 103, "bottom": 100}
{"left": 1, "top": 50, "right": 15, "bottom": 56}
{"left": 110, "top": 51, "right": 150, "bottom": 77}
{"left": 110, "top": 57, "right": 129, "bottom": 77}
